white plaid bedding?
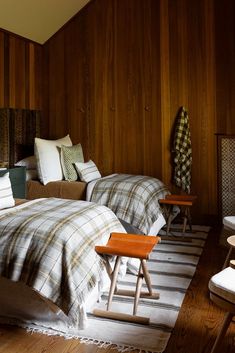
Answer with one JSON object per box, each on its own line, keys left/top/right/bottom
{"left": 0, "top": 198, "right": 125, "bottom": 328}
{"left": 90, "top": 174, "right": 169, "bottom": 234}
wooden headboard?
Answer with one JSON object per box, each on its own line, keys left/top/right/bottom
{"left": 0, "top": 108, "right": 41, "bottom": 167}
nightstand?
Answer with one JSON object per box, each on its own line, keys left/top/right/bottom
{"left": 0, "top": 167, "right": 26, "bottom": 199}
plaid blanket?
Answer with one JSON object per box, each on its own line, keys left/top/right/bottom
{"left": 173, "top": 107, "right": 192, "bottom": 193}
{"left": 90, "top": 174, "right": 169, "bottom": 234}
{"left": 0, "top": 198, "right": 125, "bottom": 328}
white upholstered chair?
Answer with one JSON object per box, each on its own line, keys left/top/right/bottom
{"left": 208, "top": 261, "right": 235, "bottom": 353}
{"left": 223, "top": 216, "right": 235, "bottom": 269}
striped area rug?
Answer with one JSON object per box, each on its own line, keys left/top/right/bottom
{"left": 81, "top": 225, "right": 210, "bottom": 353}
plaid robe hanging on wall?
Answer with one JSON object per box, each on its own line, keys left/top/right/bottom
{"left": 172, "top": 107, "right": 192, "bottom": 194}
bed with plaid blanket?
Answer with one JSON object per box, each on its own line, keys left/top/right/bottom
{"left": 89, "top": 174, "right": 169, "bottom": 235}
{"left": 0, "top": 198, "right": 125, "bottom": 329}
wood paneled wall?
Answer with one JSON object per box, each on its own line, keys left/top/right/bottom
{"left": 1, "top": 0, "right": 232, "bottom": 224}
{"left": 42, "top": 0, "right": 235, "bottom": 224}
{"left": 0, "top": 30, "right": 43, "bottom": 110}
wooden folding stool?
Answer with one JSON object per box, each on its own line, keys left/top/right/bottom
{"left": 159, "top": 194, "right": 197, "bottom": 241}
{"left": 93, "top": 232, "right": 160, "bottom": 325}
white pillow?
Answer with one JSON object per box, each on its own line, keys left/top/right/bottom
{"left": 35, "top": 135, "right": 72, "bottom": 185}
{"left": 75, "top": 160, "right": 101, "bottom": 183}
{"left": 15, "top": 155, "right": 37, "bottom": 169}
{"left": 0, "top": 172, "right": 15, "bottom": 209}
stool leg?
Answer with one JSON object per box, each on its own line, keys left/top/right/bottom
{"left": 210, "top": 312, "right": 233, "bottom": 353}
{"left": 182, "top": 207, "right": 188, "bottom": 234}
{"left": 102, "top": 254, "right": 113, "bottom": 279}
{"left": 166, "top": 209, "right": 174, "bottom": 235}
{"left": 161, "top": 204, "right": 173, "bottom": 235}
{"left": 133, "top": 263, "right": 144, "bottom": 315}
{"left": 186, "top": 207, "right": 192, "bottom": 232}
{"left": 107, "top": 256, "right": 121, "bottom": 311}
{"left": 222, "top": 247, "right": 233, "bottom": 269}
{"left": 141, "top": 259, "right": 153, "bottom": 295}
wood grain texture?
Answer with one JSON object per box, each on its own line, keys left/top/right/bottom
{"left": 86, "top": 0, "right": 115, "bottom": 173}
{"left": 47, "top": 31, "right": 67, "bottom": 138}
{"left": 0, "top": 227, "right": 234, "bottom": 352}
{"left": 0, "top": 0, "right": 234, "bottom": 224}
{"left": 160, "top": 0, "right": 171, "bottom": 186}
{"left": 0, "top": 32, "right": 4, "bottom": 107}
{"left": 0, "top": 29, "right": 43, "bottom": 110}
{"left": 166, "top": 0, "right": 218, "bottom": 221}
{"left": 41, "top": 0, "right": 235, "bottom": 224}
{"left": 214, "top": 0, "right": 235, "bottom": 135}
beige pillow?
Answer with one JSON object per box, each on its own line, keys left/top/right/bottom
{"left": 35, "top": 135, "right": 72, "bottom": 185}
{"left": 61, "top": 144, "right": 84, "bottom": 181}
{"left": 15, "top": 155, "right": 37, "bottom": 169}
{"left": 75, "top": 160, "right": 101, "bottom": 183}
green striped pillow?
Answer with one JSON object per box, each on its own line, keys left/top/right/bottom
{"left": 75, "top": 160, "right": 101, "bottom": 183}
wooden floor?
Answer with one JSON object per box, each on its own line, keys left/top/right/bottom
{"left": 0, "top": 226, "right": 235, "bottom": 353}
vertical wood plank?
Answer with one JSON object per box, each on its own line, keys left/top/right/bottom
{"left": 41, "top": 43, "right": 49, "bottom": 136}
{"left": 142, "top": 0, "right": 162, "bottom": 178}
{"left": 3, "top": 33, "right": 9, "bottom": 107}
{"left": 8, "top": 37, "right": 16, "bottom": 107}
{"left": 64, "top": 14, "right": 90, "bottom": 159}
{"left": 29, "top": 43, "right": 35, "bottom": 109}
{"left": 214, "top": 0, "right": 235, "bottom": 135}
{"left": 0, "top": 32, "right": 4, "bottom": 107}
{"left": 9, "top": 36, "right": 26, "bottom": 108}
{"left": 160, "top": 0, "right": 171, "bottom": 186}
{"left": 34, "top": 44, "right": 43, "bottom": 110}
{"left": 203, "top": 0, "right": 217, "bottom": 217}
{"left": 85, "top": 0, "right": 114, "bottom": 172}
{"left": 48, "top": 31, "right": 66, "bottom": 138}
{"left": 24, "top": 42, "right": 30, "bottom": 109}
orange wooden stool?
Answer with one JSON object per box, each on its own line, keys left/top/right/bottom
{"left": 159, "top": 194, "right": 197, "bottom": 235}
{"left": 94, "top": 232, "right": 161, "bottom": 324}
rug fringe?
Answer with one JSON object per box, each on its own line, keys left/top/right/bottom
{"left": 79, "top": 337, "right": 155, "bottom": 353}
{"left": 26, "top": 325, "right": 158, "bottom": 353}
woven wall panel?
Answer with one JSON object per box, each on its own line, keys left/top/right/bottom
{"left": 0, "top": 108, "right": 41, "bottom": 167}
{"left": 220, "top": 136, "right": 235, "bottom": 218}
{"left": 0, "top": 109, "right": 9, "bottom": 166}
